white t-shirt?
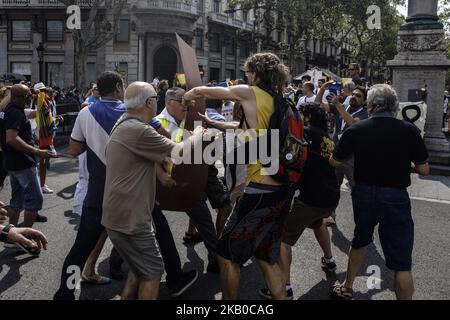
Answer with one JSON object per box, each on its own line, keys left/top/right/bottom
{"left": 296, "top": 95, "right": 316, "bottom": 109}
{"left": 343, "top": 96, "right": 352, "bottom": 107}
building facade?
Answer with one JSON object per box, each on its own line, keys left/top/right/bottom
{"left": 0, "top": 0, "right": 349, "bottom": 88}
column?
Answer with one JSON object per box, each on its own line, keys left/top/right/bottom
{"left": 138, "top": 33, "right": 145, "bottom": 81}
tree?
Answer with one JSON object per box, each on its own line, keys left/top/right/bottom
{"left": 230, "top": 0, "right": 404, "bottom": 81}
{"left": 58, "top": 0, "right": 127, "bottom": 90}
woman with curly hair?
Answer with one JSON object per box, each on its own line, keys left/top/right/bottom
{"left": 184, "top": 52, "right": 292, "bottom": 300}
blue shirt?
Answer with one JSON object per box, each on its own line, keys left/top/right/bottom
{"left": 85, "top": 96, "right": 99, "bottom": 104}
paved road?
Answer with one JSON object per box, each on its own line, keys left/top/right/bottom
{"left": 0, "top": 151, "right": 449, "bottom": 300}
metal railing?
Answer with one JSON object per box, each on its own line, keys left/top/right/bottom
{"left": 141, "top": 0, "right": 197, "bottom": 14}
{"left": 0, "top": 0, "right": 95, "bottom": 7}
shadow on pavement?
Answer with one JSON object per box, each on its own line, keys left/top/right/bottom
{"left": 57, "top": 182, "right": 77, "bottom": 201}
{"left": 63, "top": 210, "right": 80, "bottom": 231}
{"left": 330, "top": 225, "right": 394, "bottom": 300}
{"left": 0, "top": 249, "right": 39, "bottom": 295}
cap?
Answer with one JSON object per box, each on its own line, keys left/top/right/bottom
{"left": 33, "top": 82, "right": 46, "bottom": 91}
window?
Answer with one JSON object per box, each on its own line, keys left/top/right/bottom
{"left": 228, "top": 6, "right": 235, "bottom": 18}
{"left": 86, "top": 63, "right": 96, "bottom": 87}
{"left": 11, "top": 62, "right": 31, "bottom": 78}
{"left": 115, "top": 20, "right": 130, "bottom": 43}
{"left": 209, "top": 33, "right": 220, "bottom": 52}
{"left": 46, "top": 63, "right": 64, "bottom": 87}
{"left": 226, "top": 69, "right": 235, "bottom": 80}
{"left": 209, "top": 68, "right": 220, "bottom": 82}
{"left": 226, "top": 37, "right": 235, "bottom": 56}
{"left": 240, "top": 42, "right": 250, "bottom": 58}
{"left": 197, "top": 0, "right": 204, "bottom": 13}
{"left": 277, "top": 31, "right": 282, "bottom": 42}
{"left": 12, "top": 20, "right": 31, "bottom": 42}
{"left": 195, "top": 28, "right": 204, "bottom": 50}
{"left": 116, "top": 62, "right": 128, "bottom": 85}
{"left": 46, "top": 20, "right": 64, "bottom": 42}
{"left": 214, "top": 0, "right": 220, "bottom": 13}
{"left": 243, "top": 10, "right": 248, "bottom": 22}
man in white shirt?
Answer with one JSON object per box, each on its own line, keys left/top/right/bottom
{"left": 296, "top": 82, "right": 316, "bottom": 110}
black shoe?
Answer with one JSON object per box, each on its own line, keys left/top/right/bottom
{"left": 169, "top": 270, "right": 199, "bottom": 297}
{"left": 35, "top": 214, "right": 48, "bottom": 223}
{"left": 258, "top": 287, "right": 293, "bottom": 300}
{"left": 321, "top": 257, "right": 337, "bottom": 272}
{"left": 206, "top": 260, "right": 220, "bottom": 274}
{"left": 109, "top": 266, "right": 124, "bottom": 280}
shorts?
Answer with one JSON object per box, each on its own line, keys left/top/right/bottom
{"left": 351, "top": 184, "right": 414, "bottom": 271}
{"left": 9, "top": 166, "right": 43, "bottom": 212}
{"left": 217, "top": 184, "right": 292, "bottom": 265}
{"left": 107, "top": 229, "right": 164, "bottom": 281}
{"left": 282, "top": 199, "right": 335, "bottom": 246}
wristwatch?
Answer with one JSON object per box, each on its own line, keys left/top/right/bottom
{"left": 0, "top": 224, "right": 15, "bottom": 243}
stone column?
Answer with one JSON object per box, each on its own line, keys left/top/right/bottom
{"left": 221, "top": 44, "right": 226, "bottom": 81}
{"left": 64, "top": 30, "right": 75, "bottom": 87}
{"left": 138, "top": 33, "right": 145, "bottom": 81}
{"left": 0, "top": 25, "right": 7, "bottom": 76}
{"left": 407, "top": 0, "right": 438, "bottom": 22}
{"left": 387, "top": 0, "right": 450, "bottom": 173}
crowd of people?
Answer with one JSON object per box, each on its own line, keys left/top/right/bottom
{"left": 0, "top": 52, "right": 435, "bottom": 300}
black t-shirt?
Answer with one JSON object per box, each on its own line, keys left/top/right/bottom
{"left": 333, "top": 115, "right": 429, "bottom": 188}
{"left": 0, "top": 103, "right": 37, "bottom": 171}
{"left": 299, "top": 126, "right": 340, "bottom": 208}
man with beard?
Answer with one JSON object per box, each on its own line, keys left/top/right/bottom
{"left": 316, "top": 81, "right": 368, "bottom": 225}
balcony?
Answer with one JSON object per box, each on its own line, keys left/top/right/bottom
{"left": 134, "top": 0, "right": 197, "bottom": 15}
{"left": 0, "top": 0, "right": 95, "bottom": 8}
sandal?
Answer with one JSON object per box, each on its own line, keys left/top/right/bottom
{"left": 182, "top": 232, "right": 203, "bottom": 244}
{"left": 81, "top": 275, "right": 111, "bottom": 285}
{"left": 331, "top": 284, "right": 353, "bottom": 300}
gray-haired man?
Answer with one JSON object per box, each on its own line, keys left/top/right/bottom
{"left": 330, "top": 84, "right": 429, "bottom": 300}
{"left": 102, "top": 81, "right": 206, "bottom": 299}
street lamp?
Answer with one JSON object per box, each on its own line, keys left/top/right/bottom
{"left": 36, "top": 42, "right": 45, "bottom": 82}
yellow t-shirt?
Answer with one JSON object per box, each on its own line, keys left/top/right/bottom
{"left": 245, "top": 86, "right": 274, "bottom": 185}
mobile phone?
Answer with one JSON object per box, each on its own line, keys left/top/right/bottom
{"left": 328, "top": 82, "right": 342, "bottom": 96}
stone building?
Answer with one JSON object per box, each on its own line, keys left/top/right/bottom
{"left": 0, "top": 0, "right": 348, "bottom": 88}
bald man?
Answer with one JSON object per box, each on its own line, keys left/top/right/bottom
{"left": 102, "top": 81, "right": 205, "bottom": 299}
{"left": 0, "top": 84, "right": 55, "bottom": 229}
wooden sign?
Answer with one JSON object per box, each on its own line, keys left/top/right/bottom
{"left": 156, "top": 34, "right": 208, "bottom": 212}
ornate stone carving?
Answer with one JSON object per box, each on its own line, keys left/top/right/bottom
{"left": 398, "top": 34, "right": 444, "bottom": 52}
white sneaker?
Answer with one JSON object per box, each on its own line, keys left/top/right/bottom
{"left": 41, "top": 185, "right": 54, "bottom": 194}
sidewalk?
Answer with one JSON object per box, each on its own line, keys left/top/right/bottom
{"left": 341, "top": 174, "right": 450, "bottom": 203}
{"left": 408, "top": 174, "right": 450, "bottom": 202}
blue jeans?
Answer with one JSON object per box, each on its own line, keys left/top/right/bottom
{"left": 9, "top": 166, "right": 43, "bottom": 212}
{"left": 351, "top": 184, "right": 414, "bottom": 271}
